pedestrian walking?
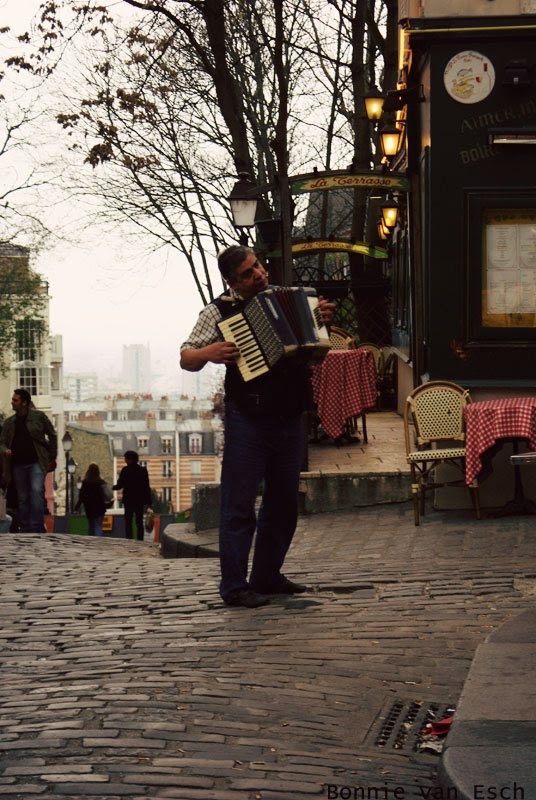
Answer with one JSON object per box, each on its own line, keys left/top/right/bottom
{"left": 180, "top": 245, "right": 335, "bottom": 608}
{"left": 0, "top": 388, "right": 57, "bottom": 533}
{"left": 113, "top": 451, "right": 152, "bottom": 540}
{"left": 74, "top": 462, "right": 113, "bottom": 536}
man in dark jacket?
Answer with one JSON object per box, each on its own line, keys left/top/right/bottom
{"left": 113, "top": 450, "right": 152, "bottom": 540}
{"left": 0, "top": 388, "right": 57, "bottom": 533}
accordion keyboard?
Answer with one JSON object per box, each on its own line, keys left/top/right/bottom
{"left": 218, "top": 314, "right": 271, "bottom": 381}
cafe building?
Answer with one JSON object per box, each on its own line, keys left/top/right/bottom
{"left": 384, "top": 0, "right": 536, "bottom": 506}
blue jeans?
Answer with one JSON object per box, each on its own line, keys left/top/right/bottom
{"left": 219, "top": 402, "right": 304, "bottom": 601}
{"left": 12, "top": 462, "right": 46, "bottom": 533}
{"left": 88, "top": 516, "right": 104, "bottom": 536}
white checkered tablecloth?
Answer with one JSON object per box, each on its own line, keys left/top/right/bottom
{"left": 464, "top": 397, "right": 536, "bottom": 484}
{"left": 311, "top": 349, "right": 378, "bottom": 440}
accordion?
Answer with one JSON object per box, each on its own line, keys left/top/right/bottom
{"left": 217, "top": 286, "right": 331, "bottom": 382}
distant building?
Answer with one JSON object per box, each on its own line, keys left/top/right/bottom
{"left": 122, "top": 344, "right": 151, "bottom": 392}
{"left": 0, "top": 243, "right": 65, "bottom": 514}
{"left": 63, "top": 393, "right": 222, "bottom": 512}
{"left": 64, "top": 372, "right": 99, "bottom": 402}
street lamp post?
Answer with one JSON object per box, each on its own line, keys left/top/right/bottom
{"left": 61, "top": 431, "right": 73, "bottom": 516}
{"left": 67, "top": 459, "right": 77, "bottom": 514}
{"left": 227, "top": 173, "right": 293, "bottom": 287}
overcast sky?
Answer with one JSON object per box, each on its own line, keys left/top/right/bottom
{"left": 1, "top": 0, "right": 225, "bottom": 396}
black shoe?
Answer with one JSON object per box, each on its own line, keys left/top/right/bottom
{"left": 225, "top": 589, "right": 270, "bottom": 608}
{"left": 256, "top": 577, "right": 308, "bottom": 595}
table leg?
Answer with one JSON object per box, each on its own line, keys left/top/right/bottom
{"left": 491, "top": 440, "right": 536, "bottom": 517}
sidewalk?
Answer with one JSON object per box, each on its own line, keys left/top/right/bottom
{"left": 2, "top": 495, "right": 536, "bottom": 798}
{"left": 306, "top": 410, "right": 408, "bottom": 476}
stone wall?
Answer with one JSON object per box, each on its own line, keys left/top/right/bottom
{"left": 191, "top": 473, "right": 411, "bottom": 531}
{"left": 67, "top": 425, "right": 114, "bottom": 484}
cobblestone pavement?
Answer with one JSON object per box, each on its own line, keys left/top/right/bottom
{"left": 1, "top": 504, "right": 536, "bottom": 800}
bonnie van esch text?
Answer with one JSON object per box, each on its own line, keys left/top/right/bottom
{"left": 326, "top": 783, "right": 525, "bottom": 799}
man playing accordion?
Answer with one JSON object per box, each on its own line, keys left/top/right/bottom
{"left": 180, "top": 245, "right": 334, "bottom": 608}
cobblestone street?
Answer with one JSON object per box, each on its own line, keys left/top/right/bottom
{"left": 1, "top": 504, "right": 535, "bottom": 799}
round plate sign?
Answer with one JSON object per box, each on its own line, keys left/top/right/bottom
{"left": 444, "top": 51, "right": 495, "bottom": 104}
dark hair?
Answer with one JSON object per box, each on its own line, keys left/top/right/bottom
{"left": 84, "top": 462, "right": 101, "bottom": 482}
{"left": 14, "top": 388, "right": 32, "bottom": 406}
{"left": 124, "top": 450, "right": 139, "bottom": 463}
{"left": 217, "top": 245, "right": 254, "bottom": 283}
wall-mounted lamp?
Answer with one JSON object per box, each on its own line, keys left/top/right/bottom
{"left": 364, "top": 87, "right": 385, "bottom": 122}
{"left": 365, "top": 85, "right": 425, "bottom": 122}
{"left": 381, "top": 195, "right": 401, "bottom": 229}
{"left": 503, "top": 60, "right": 531, "bottom": 87}
{"left": 379, "top": 123, "right": 405, "bottom": 160}
{"left": 377, "top": 218, "right": 391, "bottom": 241}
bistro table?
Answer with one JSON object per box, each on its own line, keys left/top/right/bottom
{"left": 464, "top": 396, "right": 536, "bottom": 515}
{"left": 310, "top": 348, "right": 378, "bottom": 443}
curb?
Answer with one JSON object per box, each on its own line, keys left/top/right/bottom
{"left": 160, "top": 523, "right": 218, "bottom": 559}
{"left": 439, "top": 608, "right": 536, "bottom": 800}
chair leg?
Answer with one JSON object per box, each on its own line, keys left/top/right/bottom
{"left": 420, "top": 480, "right": 426, "bottom": 518}
{"left": 412, "top": 483, "right": 421, "bottom": 526}
{"left": 410, "top": 465, "right": 420, "bottom": 525}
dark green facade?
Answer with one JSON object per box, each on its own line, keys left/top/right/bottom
{"left": 403, "top": 16, "right": 536, "bottom": 386}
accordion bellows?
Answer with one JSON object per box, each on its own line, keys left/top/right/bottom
{"left": 217, "top": 286, "right": 331, "bottom": 382}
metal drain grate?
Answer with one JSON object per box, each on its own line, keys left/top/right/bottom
{"left": 373, "top": 699, "right": 455, "bottom": 752}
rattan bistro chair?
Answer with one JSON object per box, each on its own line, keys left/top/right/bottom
{"left": 329, "top": 325, "right": 357, "bottom": 350}
{"left": 403, "top": 380, "right": 481, "bottom": 526}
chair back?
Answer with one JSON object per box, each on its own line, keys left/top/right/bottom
{"left": 405, "top": 380, "right": 470, "bottom": 449}
{"left": 356, "top": 342, "right": 383, "bottom": 373}
{"left": 329, "top": 326, "right": 357, "bottom": 350}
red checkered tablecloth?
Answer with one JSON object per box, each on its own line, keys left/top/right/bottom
{"left": 311, "top": 349, "right": 378, "bottom": 440}
{"left": 464, "top": 397, "right": 536, "bottom": 484}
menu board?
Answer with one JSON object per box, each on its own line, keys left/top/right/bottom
{"left": 483, "top": 210, "right": 536, "bottom": 327}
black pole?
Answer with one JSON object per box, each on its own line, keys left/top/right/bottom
{"left": 65, "top": 462, "right": 69, "bottom": 516}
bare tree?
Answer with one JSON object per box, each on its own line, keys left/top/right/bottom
{"left": 0, "top": 102, "right": 58, "bottom": 247}
{"left": 0, "top": 89, "right": 53, "bottom": 375}
{"left": 3, "top": 0, "right": 395, "bottom": 311}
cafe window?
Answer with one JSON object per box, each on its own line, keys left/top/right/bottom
{"left": 466, "top": 191, "right": 536, "bottom": 344}
{"left": 482, "top": 209, "right": 536, "bottom": 328}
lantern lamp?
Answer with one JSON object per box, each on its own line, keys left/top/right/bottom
{"left": 379, "top": 123, "right": 405, "bottom": 160}
{"left": 227, "top": 172, "right": 259, "bottom": 228}
{"left": 364, "top": 88, "right": 385, "bottom": 122}
{"left": 381, "top": 195, "right": 400, "bottom": 229}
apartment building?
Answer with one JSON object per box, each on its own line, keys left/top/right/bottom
{"left": 0, "top": 244, "right": 65, "bottom": 514}
{"left": 64, "top": 394, "right": 222, "bottom": 512}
